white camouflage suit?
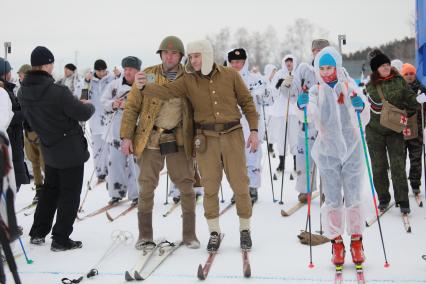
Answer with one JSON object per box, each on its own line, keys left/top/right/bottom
{"left": 298, "top": 47, "right": 370, "bottom": 239}
{"left": 101, "top": 77, "right": 139, "bottom": 201}
{"left": 88, "top": 73, "right": 116, "bottom": 179}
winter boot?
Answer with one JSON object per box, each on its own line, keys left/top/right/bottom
{"left": 131, "top": 198, "right": 138, "bottom": 206}
{"left": 350, "top": 234, "right": 365, "bottom": 264}
{"left": 398, "top": 200, "right": 410, "bottom": 214}
{"left": 276, "top": 156, "right": 284, "bottom": 172}
{"left": 378, "top": 200, "right": 390, "bottom": 212}
{"left": 51, "top": 239, "right": 82, "bottom": 252}
{"left": 135, "top": 212, "right": 153, "bottom": 250}
{"left": 249, "top": 187, "right": 258, "bottom": 204}
{"left": 207, "top": 232, "right": 221, "bottom": 252}
{"left": 331, "top": 236, "right": 345, "bottom": 265}
{"left": 30, "top": 237, "right": 45, "bottom": 245}
{"left": 96, "top": 174, "right": 106, "bottom": 185}
{"left": 240, "top": 230, "right": 252, "bottom": 250}
{"left": 298, "top": 193, "right": 308, "bottom": 203}
{"left": 173, "top": 196, "right": 181, "bottom": 204}
{"left": 109, "top": 197, "right": 122, "bottom": 205}
{"left": 182, "top": 213, "right": 200, "bottom": 249}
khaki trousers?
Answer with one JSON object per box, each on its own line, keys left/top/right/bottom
{"left": 196, "top": 128, "right": 252, "bottom": 219}
{"left": 24, "top": 131, "right": 44, "bottom": 186}
{"left": 138, "top": 147, "right": 195, "bottom": 214}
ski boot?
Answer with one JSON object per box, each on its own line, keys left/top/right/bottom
{"left": 298, "top": 193, "right": 308, "bottom": 203}
{"left": 240, "top": 230, "right": 252, "bottom": 250}
{"left": 30, "top": 237, "right": 45, "bottom": 245}
{"left": 331, "top": 236, "right": 345, "bottom": 265}
{"left": 173, "top": 196, "right": 181, "bottom": 204}
{"left": 350, "top": 234, "right": 365, "bottom": 264}
{"left": 51, "top": 238, "right": 82, "bottom": 252}
{"left": 108, "top": 197, "right": 122, "bottom": 205}
{"left": 131, "top": 198, "right": 138, "bottom": 206}
{"left": 276, "top": 156, "right": 284, "bottom": 172}
{"left": 207, "top": 232, "right": 221, "bottom": 252}
{"left": 96, "top": 174, "right": 106, "bottom": 185}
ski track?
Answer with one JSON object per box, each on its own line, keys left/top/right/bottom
{"left": 9, "top": 144, "right": 426, "bottom": 283}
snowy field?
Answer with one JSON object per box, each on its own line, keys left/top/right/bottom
{"left": 7, "top": 143, "right": 426, "bottom": 284}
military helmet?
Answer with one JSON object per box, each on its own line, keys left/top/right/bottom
{"left": 156, "top": 36, "right": 185, "bottom": 55}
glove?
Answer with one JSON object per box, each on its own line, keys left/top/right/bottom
{"left": 416, "top": 93, "right": 426, "bottom": 104}
{"left": 284, "top": 74, "right": 294, "bottom": 87}
{"left": 297, "top": 93, "right": 309, "bottom": 109}
{"left": 275, "top": 78, "right": 284, "bottom": 89}
{"left": 351, "top": 96, "right": 365, "bottom": 112}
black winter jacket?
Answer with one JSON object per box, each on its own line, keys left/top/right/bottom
{"left": 18, "top": 70, "right": 95, "bottom": 169}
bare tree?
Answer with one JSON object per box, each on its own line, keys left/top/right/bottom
{"left": 207, "top": 27, "right": 231, "bottom": 64}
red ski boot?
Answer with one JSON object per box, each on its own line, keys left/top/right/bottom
{"left": 331, "top": 236, "right": 345, "bottom": 265}
{"left": 350, "top": 234, "right": 365, "bottom": 264}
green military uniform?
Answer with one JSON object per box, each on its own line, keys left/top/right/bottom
{"left": 365, "top": 72, "right": 418, "bottom": 207}
{"left": 139, "top": 63, "right": 258, "bottom": 233}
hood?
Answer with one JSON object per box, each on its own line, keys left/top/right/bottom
{"left": 19, "top": 70, "right": 54, "bottom": 101}
{"left": 263, "top": 64, "right": 277, "bottom": 81}
{"left": 391, "top": 59, "right": 403, "bottom": 72}
{"left": 281, "top": 54, "right": 298, "bottom": 73}
{"left": 313, "top": 46, "right": 344, "bottom": 85}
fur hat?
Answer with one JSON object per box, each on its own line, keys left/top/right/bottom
{"left": 121, "top": 56, "right": 142, "bottom": 70}
{"left": 186, "top": 40, "right": 214, "bottom": 75}
{"left": 311, "top": 39, "right": 330, "bottom": 51}
{"left": 227, "top": 48, "right": 247, "bottom": 62}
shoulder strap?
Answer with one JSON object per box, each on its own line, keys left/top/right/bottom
{"left": 376, "top": 85, "right": 386, "bottom": 102}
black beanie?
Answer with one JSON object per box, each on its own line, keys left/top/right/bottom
{"left": 94, "top": 59, "right": 107, "bottom": 71}
{"left": 228, "top": 48, "right": 247, "bottom": 62}
{"left": 369, "top": 50, "right": 391, "bottom": 72}
{"left": 121, "top": 56, "right": 141, "bottom": 70}
{"left": 31, "top": 46, "right": 54, "bottom": 66}
{"left": 65, "top": 63, "right": 77, "bottom": 72}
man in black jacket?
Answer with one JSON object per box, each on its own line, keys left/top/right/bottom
{"left": 18, "top": 46, "right": 95, "bottom": 251}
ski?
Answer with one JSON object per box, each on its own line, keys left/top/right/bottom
{"left": 16, "top": 202, "right": 37, "bottom": 214}
{"left": 77, "top": 200, "right": 126, "bottom": 221}
{"left": 219, "top": 203, "right": 234, "bottom": 216}
{"left": 242, "top": 249, "right": 251, "bottom": 278}
{"left": 414, "top": 193, "right": 423, "bottom": 207}
{"left": 134, "top": 240, "right": 181, "bottom": 281}
{"left": 197, "top": 234, "right": 224, "bottom": 280}
{"left": 402, "top": 213, "right": 412, "bottom": 233}
{"left": 125, "top": 241, "right": 157, "bottom": 281}
{"left": 334, "top": 265, "right": 343, "bottom": 284}
{"left": 106, "top": 204, "right": 137, "bottom": 222}
{"left": 281, "top": 191, "right": 320, "bottom": 217}
{"left": 162, "top": 202, "right": 180, "bottom": 217}
{"left": 355, "top": 264, "right": 365, "bottom": 284}
{"left": 365, "top": 202, "right": 395, "bottom": 227}
{"left": 422, "top": 255, "right": 426, "bottom": 261}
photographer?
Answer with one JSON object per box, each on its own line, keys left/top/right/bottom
{"left": 18, "top": 46, "right": 94, "bottom": 251}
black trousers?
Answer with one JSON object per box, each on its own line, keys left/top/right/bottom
{"left": 29, "top": 164, "right": 83, "bottom": 244}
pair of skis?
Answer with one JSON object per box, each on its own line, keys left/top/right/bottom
{"left": 365, "top": 202, "right": 412, "bottom": 233}
{"left": 281, "top": 191, "right": 320, "bottom": 217}
{"left": 125, "top": 240, "right": 181, "bottom": 281}
{"left": 335, "top": 263, "right": 365, "bottom": 284}
{"left": 197, "top": 234, "right": 251, "bottom": 280}
{"left": 77, "top": 200, "right": 127, "bottom": 221}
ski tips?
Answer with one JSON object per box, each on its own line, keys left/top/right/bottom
{"left": 384, "top": 262, "right": 390, "bottom": 268}
{"left": 308, "top": 262, "right": 315, "bottom": 268}
{"left": 134, "top": 270, "right": 143, "bottom": 280}
{"left": 124, "top": 271, "right": 134, "bottom": 281}
{"left": 197, "top": 264, "right": 205, "bottom": 280}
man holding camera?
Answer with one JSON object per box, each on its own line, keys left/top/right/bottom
{"left": 121, "top": 36, "right": 200, "bottom": 249}
{"left": 126, "top": 39, "right": 259, "bottom": 252}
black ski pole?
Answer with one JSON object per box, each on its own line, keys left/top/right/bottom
{"left": 262, "top": 103, "right": 277, "bottom": 202}
{"left": 279, "top": 72, "right": 292, "bottom": 205}
{"left": 164, "top": 173, "right": 169, "bottom": 205}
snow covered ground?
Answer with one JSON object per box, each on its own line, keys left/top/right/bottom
{"left": 7, "top": 143, "right": 426, "bottom": 284}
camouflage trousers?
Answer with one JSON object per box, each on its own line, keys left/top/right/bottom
{"left": 365, "top": 127, "right": 409, "bottom": 204}
{"left": 405, "top": 135, "right": 423, "bottom": 190}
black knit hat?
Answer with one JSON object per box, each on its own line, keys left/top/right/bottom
{"left": 94, "top": 59, "right": 107, "bottom": 71}
{"left": 65, "top": 63, "right": 77, "bottom": 72}
{"left": 369, "top": 49, "right": 391, "bottom": 72}
{"left": 121, "top": 56, "right": 141, "bottom": 70}
{"left": 30, "top": 46, "right": 54, "bottom": 66}
{"left": 228, "top": 48, "right": 247, "bottom": 62}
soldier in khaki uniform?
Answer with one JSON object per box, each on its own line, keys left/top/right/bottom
{"left": 120, "top": 36, "right": 199, "bottom": 249}
{"left": 131, "top": 39, "right": 259, "bottom": 252}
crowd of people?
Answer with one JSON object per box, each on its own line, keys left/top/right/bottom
{"left": 0, "top": 35, "right": 425, "bottom": 277}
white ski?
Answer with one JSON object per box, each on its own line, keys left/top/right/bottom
{"left": 124, "top": 241, "right": 157, "bottom": 281}
{"left": 134, "top": 240, "right": 181, "bottom": 281}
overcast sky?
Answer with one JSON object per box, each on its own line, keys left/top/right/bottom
{"left": 1, "top": 0, "right": 415, "bottom": 76}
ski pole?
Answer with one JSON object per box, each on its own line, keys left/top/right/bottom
{"left": 262, "top": 103, "right": 277, "bottom": 202}
{"left": 279, "top": 75, "right": 292, "bottom": 205}
{"left": 220, "top": 184, "right": 225, "bottom": 203}
{"left": 302, "top": 92, "right": 314, "bottom": 268}
{"left": 164, "top": 173, "right": 169, "bottom": 205}
{"left": 355, "top": 109, "right": 390, "bottom": 267}
{"left": 18, "top": 237, "right": 33, "bottom": 264}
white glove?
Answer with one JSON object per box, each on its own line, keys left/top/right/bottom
{"left": 284, "top": 74, "right": 294, "bottom": 87}
{"left": 416, "top": 93, "right": 426, "bottom": 104}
